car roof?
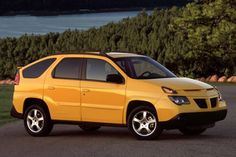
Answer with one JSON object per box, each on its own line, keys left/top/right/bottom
{"left": 106, "top": 52, "right": 142, "bottom": 58}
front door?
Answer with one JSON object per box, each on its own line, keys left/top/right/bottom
{"left": 81, "top": 58, "right": 126, "bottom": 124}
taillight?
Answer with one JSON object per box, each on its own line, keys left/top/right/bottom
{"left": 14, "top": 71, "right": 20, "bottom": 85}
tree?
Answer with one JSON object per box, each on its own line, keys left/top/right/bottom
{"left": 170, "top": 0, "right": 236, "bottom": 77}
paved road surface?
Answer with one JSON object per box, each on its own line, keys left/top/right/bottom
{"left": 0, "top": 86, "right": 236, "bottom": 157}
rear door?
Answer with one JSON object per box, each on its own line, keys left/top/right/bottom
{"left": 44, "top": 57, "right": 82, "bottom": 121}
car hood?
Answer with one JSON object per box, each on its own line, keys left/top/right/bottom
{"left": 143, "top": 77, "right": 213, "bottom": 90}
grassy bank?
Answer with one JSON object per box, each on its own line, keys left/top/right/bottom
{"left": 0, "top": 85, "right": 15, "bottom": 126}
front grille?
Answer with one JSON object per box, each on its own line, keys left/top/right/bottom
{"left": 194, "top": 99, "right": 207, "bottom": 108}
{"left": 210, "top": 97, "right": 217, "bottom": 108}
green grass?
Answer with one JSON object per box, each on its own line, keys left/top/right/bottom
{"left": 0, "top": 85, "right": 15, "bottom": 126}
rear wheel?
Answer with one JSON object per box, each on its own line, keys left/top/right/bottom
{"left": 179, "top": 128, "right": 206, "bottom": 136}
{"left": 128, "top": 106, "right": 162, "bottom": 140}
{"left": 79, "top": 123, "right": 101, "bottom": 131}
{"left": 24, "top": 105, "right": 53, "bottom": 136}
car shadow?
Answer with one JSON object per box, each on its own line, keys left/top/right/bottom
{"left": 158, "top": 132, "right": 216, "bottom": 141}
{"left": 48, "top": 126, "right": 224, "bottom": 141}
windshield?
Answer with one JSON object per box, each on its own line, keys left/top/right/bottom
{"left": 114, "top": 57, "right": 176, "bottom": 79}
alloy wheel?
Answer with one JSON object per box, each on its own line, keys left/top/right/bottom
{"left": 132, "top": 110, "right": 157, "bottom": 137}
{"left": 26, "top": 109, "right": 44, "bottom": 133}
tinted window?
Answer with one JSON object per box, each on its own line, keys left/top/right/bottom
{"left": 86, "top": 58, "right": 119, "bottom": 81}
{"left": 132, "top": 58, "right": 167, "bottom": 77}
{"left": 53, "top": 58, "right": 81, "bottom": 79}
{"left": 23, "top": 58, "right": 56, "bottom": 78}
{"left": 115, "top": 57, "right": 176, "bottom": 79}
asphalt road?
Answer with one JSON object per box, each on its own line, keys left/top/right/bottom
{"left": 0, "top": 85, "right": 236, "bottom": 157}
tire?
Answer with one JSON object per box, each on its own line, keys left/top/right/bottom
{"left": 79, "top": 123, "right": 101, "bottom": 131}
{"left": 128, "top": 106, "right": 162, "bottom": 140}
{"left": 24, "top": 105, "right": 53, "bottom": 136}
{"left": 179, "top": 128, "right": 206, "bottom": 136}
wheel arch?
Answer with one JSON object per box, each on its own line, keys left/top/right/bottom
{"left": 23, "top": 98, "right": 51, "bottom": 118}
{"left": 126, "top": 100, "right": 157, "bottom": 123}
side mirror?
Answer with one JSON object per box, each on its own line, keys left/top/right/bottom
{"left": 106, "top": 74, "right": 124, "bottom": 84}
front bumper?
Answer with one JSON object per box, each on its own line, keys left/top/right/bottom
{"left": 160, "top": 109, "right": 227, "bottom": 129}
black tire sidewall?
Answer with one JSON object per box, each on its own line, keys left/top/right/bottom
{"left": 128, "top": 106, "right": 162, "bottom": 140}
{"left": 24, "top": 105, "right": 53, "bottom": 136}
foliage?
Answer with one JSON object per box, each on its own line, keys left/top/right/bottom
{"left": 170, "top": 0, "right": 236, "bottom": 77}
{"left": 0, "top": 85, "right": 15, "bottom": 126}
{"left": 0, "top": 0, "right": 235, "bottom": 79}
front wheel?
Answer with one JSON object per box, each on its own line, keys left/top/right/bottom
{"left": 24, "top": 105, "right": 53, "bottom": 136}
{"left": 128, "top": 106, "right": 162, "bottom": 140}
{"left": 179, "top": 128, "right": 206, "bottom": 136}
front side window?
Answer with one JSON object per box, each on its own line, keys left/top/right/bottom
{"left": 85, "top": 58, "right": 119, "bottom": 82}
{"left": 53, "top": 58, "right": 82, "bottom": 79}
{"left": 23, "top": 58, "right": 56, "bottom": 78}
{"left": 115, "top": 57, "right": 176, "bottom": 79}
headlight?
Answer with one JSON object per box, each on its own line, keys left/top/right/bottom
{"left": 162, "top": 86, "right": 177, "bottom": 94}
{"left": 168, "top": 96, "right": 190, "bottom": 105}
{"left": 214, "top": 86, "right": 223, "bottom": 101}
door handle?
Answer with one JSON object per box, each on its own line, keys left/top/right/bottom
{"left": 82, "top": 89, "right": 90, "bottom": 92}
{"left": 48, "top": 86, "right": 55, "bottom": 90}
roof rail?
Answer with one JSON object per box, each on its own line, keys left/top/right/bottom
{"left": 50, "top": 50, "right": 115, "bottom": 59}
{"left": 55, "top": 50, "right": 110, "bottom": 55}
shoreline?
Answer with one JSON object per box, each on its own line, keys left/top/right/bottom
{"left": 0, "top": 7, "right": 160, "bottom": 16}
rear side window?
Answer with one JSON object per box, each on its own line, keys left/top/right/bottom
{"left": 23, "top": 58, "right": 56, "bottom": 78}
{"left": 53, "top": 58, "right": 82, "bottom": 80}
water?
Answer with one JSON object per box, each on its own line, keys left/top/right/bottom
{"left": 0, "top": 11, "right": 149, "bottom": 38}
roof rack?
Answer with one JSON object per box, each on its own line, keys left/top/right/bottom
{"left": 51, "top": 50, "right": 114, "bottom": 59}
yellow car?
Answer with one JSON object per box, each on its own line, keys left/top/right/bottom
{"left": 11, "top": 52, "right": 227, "bottom": 140}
